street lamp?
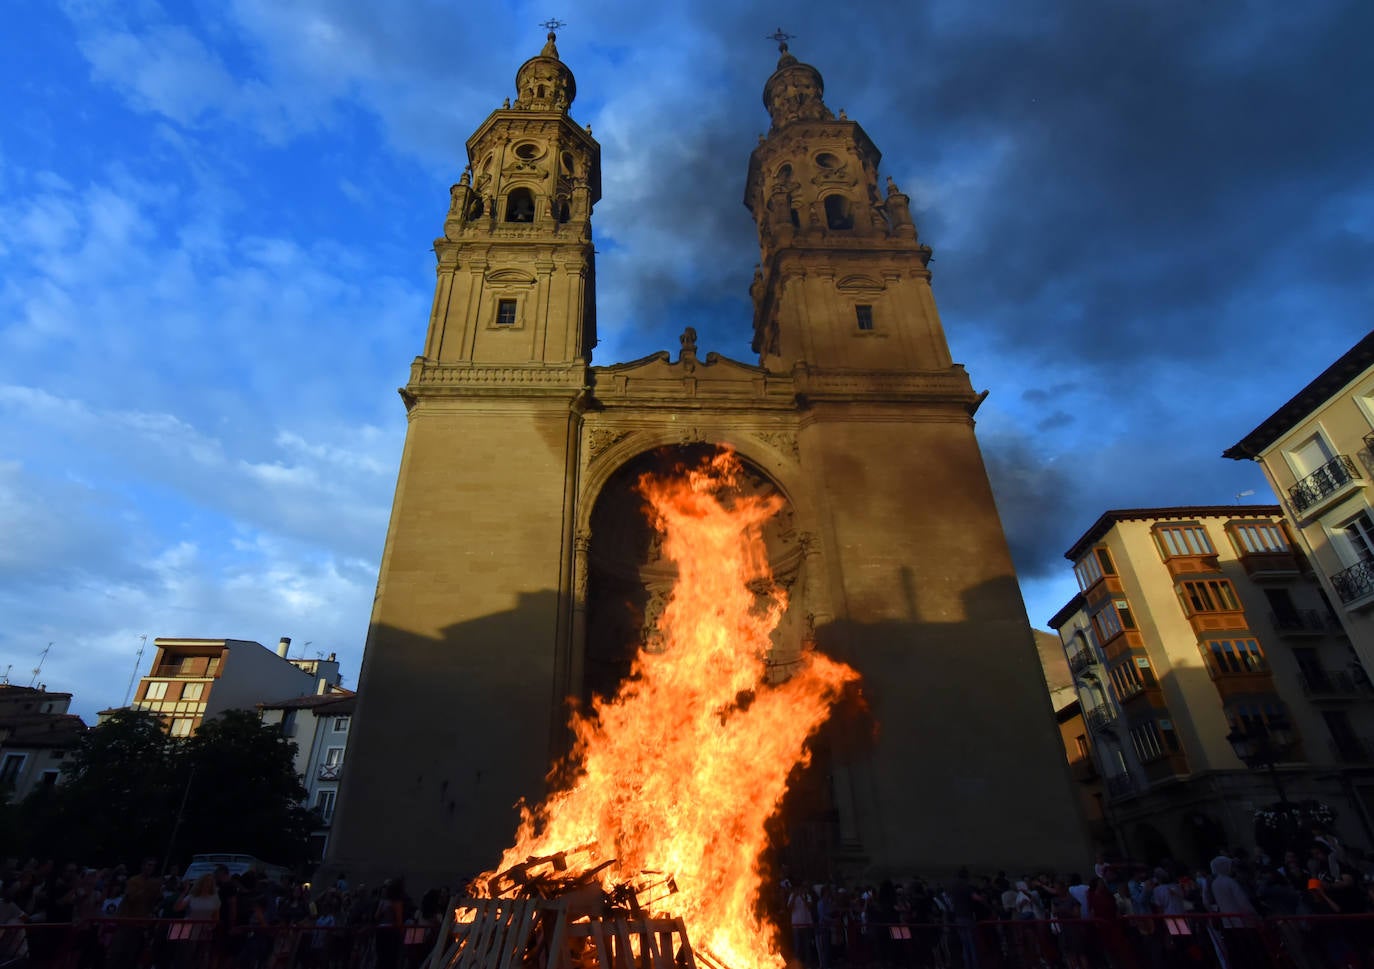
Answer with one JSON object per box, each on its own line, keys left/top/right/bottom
{"left": 1228, "top": 723, "right": 1297, "bottom": 851}
{"left": 1227, "top": 723, "right": 1295, "bottom": 804}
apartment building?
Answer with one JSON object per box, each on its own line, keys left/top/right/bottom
{"left": 1049, "top": 506, "right": 1374, "bottom": 865}
{"left": 0, "top": 685, "right": 86, "bottom": 800}
{"left": 258, "top": 689, "right": 355, "bottom": 862}
{"left": 1036, "top": 631, "right": 1109, "bottom": 849}
{"left": 1226, "top": 330, "right": 1374, "bottom": 668}
{"left": 131, "top": 637, "right": 340, "bottom": 737}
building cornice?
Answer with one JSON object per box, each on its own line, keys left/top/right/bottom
{"left": 1224, "top": 329, "right": 1374, "bottom": 459}
{"left": 1063, "top": 504, "right": 1283, "bottom": 561}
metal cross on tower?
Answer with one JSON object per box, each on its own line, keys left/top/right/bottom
{"left": 540, "top": 17, "right": 566, "bottom": 33}
{"left": 766, "top": 27, "right": 795, "bottom": 52}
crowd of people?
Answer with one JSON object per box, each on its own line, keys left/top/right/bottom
{"left": 6, "top": 829, "right": 1374, "bottom": 969}
{"left": 0, "top": 859, "right": 447, "bottom": 969}
{"left": 778, "top": 829, "right": 1374, "bottom": 968}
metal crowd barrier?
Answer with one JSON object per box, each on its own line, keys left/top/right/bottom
{"left": 0, "top": 919, "right": 439, "bottom": 969}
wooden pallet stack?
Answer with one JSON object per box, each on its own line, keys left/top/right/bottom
{"left": 420, "top": 897, "right": 702, "bottom": 969}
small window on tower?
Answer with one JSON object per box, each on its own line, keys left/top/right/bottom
{"left": 855, "top": 305, "right": 874, "bottom": 331}
{"left": 496, "top": 299, "right": 518, "bottom": 326}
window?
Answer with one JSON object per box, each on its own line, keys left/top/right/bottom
{"left": 324, "top": 747, "right": 344, "bottom": 767}
{"left": 333, "top": 716, "right": 350, "bottom": 733}
{"left": 145, "top": 681, "right": 168, "bottom": 701}
{"left": 0, "top": 754, "right": 25, "bottom": 788}
{"left": 1130, "top": 722, "right": 1166, "bottom": 762}
{"left": 1159, "top": 719, "right": 1181, "bottom": 753}
{"left": 40, "top": 770, "right": 58, "bottom": 789}
{"left": 1155, "top": 523, "right": 1214, "bottom": 558}
{"left": 1178, "top": 579, "right": 1240, "bottom": 614}
{"left": 1074, "top": 549, "right": 1106, "bottom": 591}
{"left": 1115, "top": 598, "right": 1136, "bottom": 629}
{"left": 855, "top": 305, "right": 874, "bottom": 331}
{"left": 1110, "top": 660, "right": 1143, "bottom": 700}
{"left": 181, "top": 682, "right": 204, "bottom": 701}
{"left": 1231, "top": 521, "right": 1289, "bottom": 554}
{"left": 1075, "top": 735, "right": 1090, "bottom": 759}
{"left": 823, "top": 195, "right": 854, "bottom": 230}
{"left": 170, "top": 718, "right": 194, "bottom": 738}
{"left": 316, "top": 790, "right": 337, "bottom": 823}
{"left": 1232, "top": 701, "right": 1291, "bottom": 737}
{"left": 206, "top": 657, "right": 220, "bottom": 677}
{"left": 1092, "top": 603, "right": 1123, "bottom": 643}
{"left": 1134, "top": 655, "right": 1157, "bottom": 687}
{"left": 1095, "top": 547, "right": 1117, "bottom": 575}
{"left": 1289, "top": 433, "right": 1335, "bottom": 476}
{"left": 496, "top": 299, "right": 517, "bottom": 326}
{"left": 504, "top": 188, "right": 535, "bottom": 223}
{"left": 1208, "top": 638, "right": 1267, "bottom": 675}
{"left": 1337, "top": 511, "right": 1374, "bottom": 564}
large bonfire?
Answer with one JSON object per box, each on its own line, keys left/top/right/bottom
{"left": 474, "top": 449, "right": 859, "bottom": 969}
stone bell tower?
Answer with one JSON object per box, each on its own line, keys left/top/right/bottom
{"left": 327, "top": 29, "right": 600, "bottom": 888}
{"left": 330, "top": 34, "right": 1090, "bottom": 889}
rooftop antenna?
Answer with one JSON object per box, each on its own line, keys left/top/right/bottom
{"left": 2, "top": 665, "right": 10, "bottom": 685}
{"left": 29, "top": 642, "right": 52, "bottom": 688}
{"left": 1235, "top": 489, "right": 1256, "bottom": 504}
{"left": 123, "top": 635, "right": 149, "bottom": 707}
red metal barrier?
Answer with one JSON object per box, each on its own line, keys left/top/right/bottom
{"left": 786, "top": 914, "right": 1374, "bottom": 969}
{"left": 0, "top": 920, "right": 443, "bottom": 969}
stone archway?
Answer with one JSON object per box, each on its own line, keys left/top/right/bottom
{"left": 581, "top": 443, "right": 809, "bottom": 703}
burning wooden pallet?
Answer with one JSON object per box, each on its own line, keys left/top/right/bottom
{"left": 421, "top": 849, "right": 712, "bottom": 969}
{"left": 421, "top": 897, "right": 702, "bottom": 969}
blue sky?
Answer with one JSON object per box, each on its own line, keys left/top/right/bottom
{"left": 3, "top": 0, "right": 1371, "bottom": 722}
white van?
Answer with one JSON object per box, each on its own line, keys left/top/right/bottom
{"left": 181, "top": 853, "right": 290, "bottom": 884}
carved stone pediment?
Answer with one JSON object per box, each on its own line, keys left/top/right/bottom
{"left": 591, "top": 341, "right": 794, "bottom": 407}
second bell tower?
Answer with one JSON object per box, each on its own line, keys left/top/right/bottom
{"left": 425, "top": 29, "right": 600, "bottom": 368}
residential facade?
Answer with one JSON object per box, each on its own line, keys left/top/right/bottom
{"left": 131, "top": 637, "right": 340, "bottom": 737}
{"left": 1036, "top": 631, "right": 1109, "bottom": 850}
{"left": 0, "top": 685, "right": 86, "bottom": 801}
{"left": 258, "top": 690, "right": 355, "bottom": 863}
{"left": 1226, "top": 331, "right": 1374, "bottom": 670}
{"left": 1049, "top": 506, "right": 1374, "bottom": 865}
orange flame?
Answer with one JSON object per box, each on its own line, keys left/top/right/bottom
{"left": 480, "top": 449, "right": 858, "bottom": 969}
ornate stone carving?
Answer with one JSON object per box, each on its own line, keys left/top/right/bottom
{"left": 756, "top": 431, "right": 799, "bottom": 460}
{"left": 586, "top": 428, "right": 631, "bottom": 459}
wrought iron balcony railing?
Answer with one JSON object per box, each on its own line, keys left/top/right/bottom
{"left": 1067, "top": 649, "right": 1093, "bottom": 675}
{"left": 1288, "top": 455, "right": 1359, "bottom": 513}
{"left": 318, "top": 763, "right": 341, "bottom": 781}
{"left": 1330, "top": 736, "right": 1374, "bottom": 764}
{"left": 1298, "top": 670, "right": 1372, "bottom": 698}
{"left": 1105, "top": 773, "right": 1136, "bottom": 800}
{"left": 1085, "top": 705, "right": 1117, "bottom": 733}
{"left": 1332, "top": 560, "right": 1374, "bottom": 605}
{"left": 1270, "top": 608, "right": 1341, "bottom": 634}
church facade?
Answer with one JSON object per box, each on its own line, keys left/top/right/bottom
{"left": 328, "top": 33, "right": 1088, "bottom": 888}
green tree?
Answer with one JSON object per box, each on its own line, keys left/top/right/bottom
{"left": 9, "top": 708, "right": 316, "bottom": 872}
{"left": 22, "top": 708, "right": 179, "bottom": 864}
{"left": 172, "top": 709, "right": 314, "bottom": 869}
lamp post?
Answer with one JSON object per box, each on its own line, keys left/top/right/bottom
{"left": 1228, "top": 723, "right": 1297, "bottom": 850}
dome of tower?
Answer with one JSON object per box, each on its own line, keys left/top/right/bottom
{"left": 515, "top": 31, "right": 576, "bottom": 111}
{"left": 762, "top": 43, "right": 832, "bottom": 129}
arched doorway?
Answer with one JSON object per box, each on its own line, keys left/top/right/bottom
{"left": 582, "top": 444, "right": 807, "bottom": 703}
